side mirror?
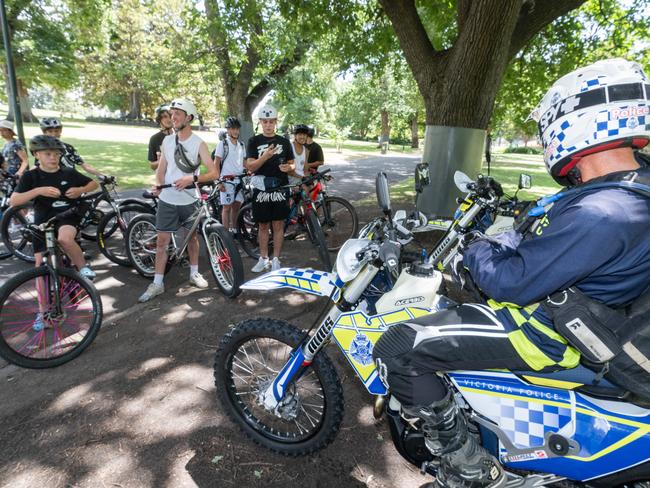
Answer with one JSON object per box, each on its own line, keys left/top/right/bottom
{"left": 453, "top": 171, "right": 473, "bottom": 193}
{"left": 518, "top": 173, "right": 532, "bottom": 190}
{"left": 376, "top": 172, "right": 392, "bottom": 216}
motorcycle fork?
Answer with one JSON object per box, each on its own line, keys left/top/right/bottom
{"left": 261, "top": 264, "right": 380, "bottom": 410}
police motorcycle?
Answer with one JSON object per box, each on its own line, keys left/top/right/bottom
{"left": 214, "top": 172, "right": 650, "bottom": 487}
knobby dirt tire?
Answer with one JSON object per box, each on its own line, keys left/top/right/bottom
{"left": 316, "top": 196, "right": 359, "bottom": 251}
{"left": 214, "top": 318, "right": 344, "bottom": 456}
{"left": 1, "top": 203, "right": 35, "bottom": 263}
{"left": 125, "top": 213, "right": 172, "bottom": 278}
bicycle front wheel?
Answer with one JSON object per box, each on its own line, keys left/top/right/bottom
{"left": 316, "top": 196, "right": 358, "bottom": 251}
{"left": 125, "top": 213, "right": 173, "bottom": 278}
{"left": 97, "top": 204, "right": 154, "bottom": 267}
{"left": 0, "top": 267, "right": 103, "bottom": 368}
{"left": 306, "top": 210, "right": 332, "bottom": 270}
{"left": 204, "top": 225, "right": 244, "bottom": 298}
{"left": 1, "top": 203, "right": 35, "bottom": 262}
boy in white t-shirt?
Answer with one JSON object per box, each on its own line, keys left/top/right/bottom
{"left": 214, "top": 116, "right": 246, "bottom": 232}
{"left": 138, "top": 98, "right": 218, "bottom": 303}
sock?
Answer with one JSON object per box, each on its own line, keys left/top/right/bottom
{"left": 190, "top": 265, "right": 199, "bottom": 276}
{"left": 153, "top": 274, "right": 164, "bottom": 286}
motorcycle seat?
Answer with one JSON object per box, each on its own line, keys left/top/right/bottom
{"left": 514, "top": 365, "right": 629, "bottom": 400}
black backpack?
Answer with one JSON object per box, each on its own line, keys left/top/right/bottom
{"left": 212, "top": 138, "right": 245, "bottom": 170}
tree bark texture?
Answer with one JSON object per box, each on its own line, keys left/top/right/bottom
{"left": 379, "top": 0, "right": 586, "bottom": 129}
{"left": 410, "top": 112, "right": 419, "bottom": 149}
{"left": 126, "top": 90, "right": 142, "bottom": 119}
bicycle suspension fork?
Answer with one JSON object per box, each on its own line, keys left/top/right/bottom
{"left": 261, "top": 264, "right": 380, "bottom": 410}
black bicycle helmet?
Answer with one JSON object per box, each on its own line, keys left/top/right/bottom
{"left": 224, "top": 116, "right": 241, "bottom": 129}
{"left": 293, "top": 124, "right": 310, "bottom": 135}
{"left": 39, "top": 117, "right": 62, "bottom": 130}
{"left": 155, "top": 104, "right": 170, "bottom": 124}
{"left": 29, "top": 135, "right": 65, "bottom": 155}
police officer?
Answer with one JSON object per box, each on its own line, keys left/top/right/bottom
{"left": 373, "top": 58, "right": 650, "bottom": 488}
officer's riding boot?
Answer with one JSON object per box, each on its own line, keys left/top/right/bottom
{"left": 402, "top": 392, "right": 506, "bottom": 488}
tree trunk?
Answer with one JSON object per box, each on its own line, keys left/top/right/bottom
{"left": 380, "top": 109, "right": 390, "bottom": 141}
{"left": 378, "top": 0, "right": 586, "bottom": 215}
{"left": 6, "top": 77, "right": 37, "bottom": 123}
{"left": 410, "top": 112, "right": 419, "bottom": 148}
{"left": 126, "top": 90, "right": 142, "bottom": 119}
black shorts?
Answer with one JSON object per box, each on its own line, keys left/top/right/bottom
{"left": 252, "top": 189, "right": 290, "bottom": 223}
{"left": 33, "top": 217, "right": 81, "bottom": 254}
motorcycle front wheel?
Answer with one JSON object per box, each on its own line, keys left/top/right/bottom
{"left": 214, "top": 318, "right": 344, "bottom": 456}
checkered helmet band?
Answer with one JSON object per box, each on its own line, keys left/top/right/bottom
{"left": 530, "top": 58, "right": 650, "bottom": 185}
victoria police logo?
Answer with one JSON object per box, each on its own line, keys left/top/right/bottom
{"left": 349, "top": 333, "right": 374, "bottom": 366}
{"left": 627, "top": 116, "right": 639, "bottom": 129}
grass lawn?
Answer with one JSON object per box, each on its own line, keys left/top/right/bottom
{"left": 386, "top": 151, "right": 561, "bottom": 206}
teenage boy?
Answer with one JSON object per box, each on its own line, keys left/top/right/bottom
{"left": 148, "top": 104, "right": 173, "bottom": 171}
{"left": 138, "top": 98, "right": 218, "bottom": 303}
{"left": 288, "top": 124, "right": 309, "bottom": 185}
{"left": 214, "top": 116, "right": 246, "bottom": 233}
{"left": 304, "top": 126, "right": 324, "bottom": 173}
{"left": 0, "top": 120, "right": 29, "bottom": 177}
{"left": 38, "top": 118, "right": 103, "bottom": 177}
{"left": 245, "top": 105, "right": 294, "bottom": 272}
{"left": 10, "top": 135, "right": 99, "bottom": 279}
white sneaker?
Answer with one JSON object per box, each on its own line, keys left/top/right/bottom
{"left": 251, "top": 257, "right": 270, "bottom": 273}
{"left": 139, "top": 282, "right": 164, "bottom": 302}
{"left": 271, "top": 257, "right": 281, "bottom": 271}
{"left": 189, "top": 272, "right": 209, "bottom": 289}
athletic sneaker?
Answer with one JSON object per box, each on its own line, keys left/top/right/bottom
{"left": 252, "top": 257, "right": 270, "bottom": 273}
{"left": 32, "top": 313, "right": 45, "bottom": 332}
{"left": 79, "top": 266, "right": 96, "bottom": 280}
{"left": 271, "top": 257, "right": 281, "bottom": 271}
{"left": 138, "top": 282, "right": 165, "bottom": 302}
{"left": 189, "top": 272, "right": 209, "bottom": 288}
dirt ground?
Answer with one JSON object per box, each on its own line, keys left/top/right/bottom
{"left": 0, "top": 204, "right": 439, "bottom": 488}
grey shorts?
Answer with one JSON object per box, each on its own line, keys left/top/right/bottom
{"left": 155, "top": 200, "right": 198, "bottom": 232}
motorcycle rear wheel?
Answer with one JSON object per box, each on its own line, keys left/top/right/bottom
{"left": 214, "top": 318, "right": 344, "bottom": 456}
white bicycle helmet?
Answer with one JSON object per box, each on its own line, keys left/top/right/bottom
{"left": 169, "top": 98, "right": 199, "bottom": 122}
{"left": 39, "top": 117, "right": 62, "bottom": 130}
{"left": 257, "top": 105, "right": 278, "bottom": 119}
{"left": 530, "top": 58, "right": 650, "bottom": 185}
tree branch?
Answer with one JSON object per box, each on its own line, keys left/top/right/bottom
{"left": 245, "top": 43, "right": 307, "bottom": 108}
{"left": 204, "top": 0, "right": 234, "bottom": 88}
{"left": 457, "top": 0, "right": 472, "bottom": 32}
{"left": 378, "top": 0, "right": 441, "bottom": 84}
{"left": 508, "top": 0, "right": 587, "bottom": 58}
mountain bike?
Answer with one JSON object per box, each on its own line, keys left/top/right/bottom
{"left": 0, "top": 171, "right": 18, "bottom": 260}
{"left": 0, "top": 209, "right": 103, "bottom": 368}
{"left": 1, "top": 175, "right": 154, "bottom": 263}
{"left": 125, "top": 181, "right": 244, "bottom": 298}
{"left": 309, "top": 171, "right": 358, "bottom": 251}
{"left": 236, "top": 170, "right": 332, "bottom": 270}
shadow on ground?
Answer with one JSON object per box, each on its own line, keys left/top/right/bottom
{"left": 0, "top": 204, "right": 432, "bottom": 488}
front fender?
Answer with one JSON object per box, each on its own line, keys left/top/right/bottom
{"left": 242, "top": 267, "right": 337, "bottom": 297}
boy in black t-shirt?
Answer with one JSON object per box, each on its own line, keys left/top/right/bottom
{"left": 305, "top": 127, "right": 324, "bottom": 173}
{"left": 11, "top": 135, "right": 99, "bottom": 280}
{"left": 148, "top": 104, "right": 173, "bottom": 170}
{"left": 245, "top": 105, "right": 294, "bottom": 272}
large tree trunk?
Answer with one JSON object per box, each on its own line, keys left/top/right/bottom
{"left": 410, "top": 112, "right": 419, "bottom": 149}
{"left": 6, "top": 77, "right": 37, "bottom": 123}
{"left": 379, "top": 0, "right": 586, "bottom": 215}
{"left": 126, "top": 90, "right": 142, "bottom": 119}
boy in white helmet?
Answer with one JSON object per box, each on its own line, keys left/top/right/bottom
{"left": 245, "top": 105, "right": 295, "bottom": 272}
{"left": 139, "top": 98, "right": 218, "bottom": 302}
{"left": 373, "top": 59, "right": 650, "bottom": 488}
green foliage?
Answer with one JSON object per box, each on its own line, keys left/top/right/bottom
{"left": 492, "top": 0, "right": 650, "bottom": 142}
{"left": 504, "top": 146, "right": 543, "bottom": 155}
